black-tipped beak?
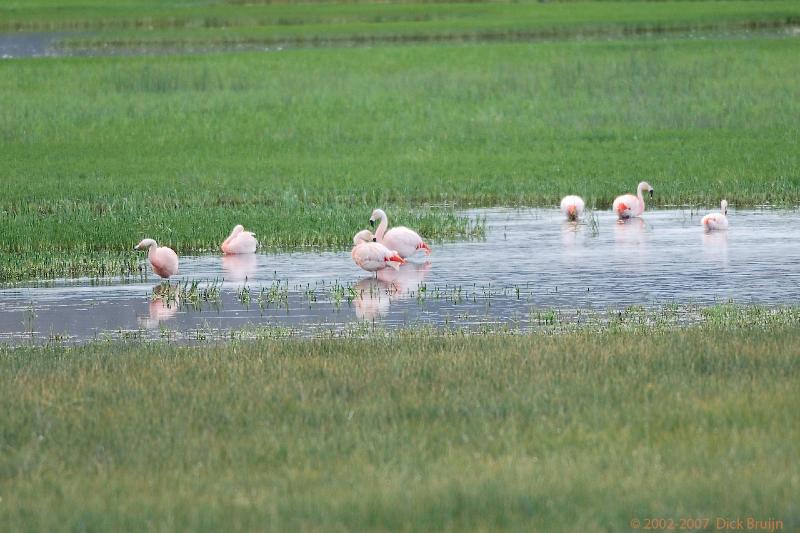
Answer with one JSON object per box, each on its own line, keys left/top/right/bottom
{"left": 372, "top": 237, "right": 377, "bottom": 242}
{"left": 649, "top": 189, "right": 654, "bottom": 198}
{"left": 369, "top": 219, "right": 375, "bottom": 227}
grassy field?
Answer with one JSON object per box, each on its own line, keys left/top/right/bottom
{"left": 1, "top": 311, "right": 798, "bottom": 531}
{"left": 2, "top": 32, "right": 799, "bottom": 281}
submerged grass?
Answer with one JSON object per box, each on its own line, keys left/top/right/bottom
{"left": 1, "top": 313, "right": 798, "bottom": 531}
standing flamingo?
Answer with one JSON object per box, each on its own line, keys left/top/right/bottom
{"left": 351, "top": 229, "right": 405, "bottom": 274}
{"left": 135, "top": 239, "right": 179, "bottom": 279}
{"left": 560, "top": 195, "right": 585, "bottom": 221}
{"left": 612, "top": 182, "right": 654, "bottom": 219}
{"left": 702, "top": 200, "right": 729, "bottom": 231}
{"left": 369, "top": 208, "right": 431, "bottom": 259}
{"left": 221, "top": 224, "right": 258, "bottom": 254}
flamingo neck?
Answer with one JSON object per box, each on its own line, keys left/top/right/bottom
{"left": 636, "top": 186, "right": 646, "bottom": 213}
{"left": 375, "top": 211, "right": 388, "bottom": 241}
{"left": 147, "top": 243, "right": 158, "bottom": 261}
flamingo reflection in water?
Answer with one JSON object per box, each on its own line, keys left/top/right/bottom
{"left": 353, "top": 262, "right": 432, "bottom": 320}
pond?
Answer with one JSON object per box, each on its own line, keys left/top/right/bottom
{"left": 1, "top": 207, "right": 798, "bottom": 344}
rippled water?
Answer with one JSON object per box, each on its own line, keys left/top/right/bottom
{"left": 1, "top": 208, "right": 799, "bottom": 344}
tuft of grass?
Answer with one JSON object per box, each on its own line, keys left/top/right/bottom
{"left": 0, "top": 319, "right": 798, "bottom": 531}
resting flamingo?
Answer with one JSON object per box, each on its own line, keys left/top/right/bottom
{"left": 221, "top": 224, "right": 258, "bottom": 254}
{"left": 702, "top": 200, "right": 729, "bottom": 231}
{"left": 560, "top": 195, "right": 585, "bottom": 221}
{"left": 135, "top": 239, "right": 179, "bottom": 279}
{"left": 369, "top": 208, "right": 431, "bottom": 259}
{"left": 351, "top": 230, "right": 405, "bottom": 274}
{"left": 612, "top": 182, "right": 654, "bottom": 219}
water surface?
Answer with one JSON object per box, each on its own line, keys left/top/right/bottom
{"left": 1, "top": 208, "right": 798, "bottom": 344}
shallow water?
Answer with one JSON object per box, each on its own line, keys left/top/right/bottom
{"left": 1, "top": 207, "right": 799, "bottom": 344}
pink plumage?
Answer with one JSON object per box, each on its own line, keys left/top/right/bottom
{"left": 351, "top": 230, "right": 405, "bottom": 273}
{"left": 135, "top": 239, "right": 179, "bottom": 279}
{"left": 612, "top": 181, "right": 653, "bottom": 219}
{"left": 369, "top": 208, "right": 431, "bottom": 259}
{"left": 221, "top": 224, "right": 258, "bottom": 254}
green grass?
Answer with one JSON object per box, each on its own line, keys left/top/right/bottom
{"left": 1, "top": 3, "right": 799, "bottom": 281}
{"left": 1, "top": 314, "right": 798, "bottom": 531}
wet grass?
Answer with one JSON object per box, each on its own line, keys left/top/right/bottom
{"left": 1, "top": 307, "right": 798, "bottom": 531}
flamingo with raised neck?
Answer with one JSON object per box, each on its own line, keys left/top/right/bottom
{"left": 369, "top": 208, "right": 430, "bottom": 259}
{"left": 612, "top": 182, "right": 654, "bottom": 219}
{"left": 702, "top": 200, "right": 729, "bottom": 231}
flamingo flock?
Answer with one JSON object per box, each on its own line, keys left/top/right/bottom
{"left": 134, "top": 191, "right": 728, "bottom": 280}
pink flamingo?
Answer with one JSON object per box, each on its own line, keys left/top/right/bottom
{"left": 560, "top": 195, "right": 585, "bottom": 221}
{"left": 221, "top": 224, "right": 258, "bottom": 254}
{"left": 351, "top": 229, "right": 405, "bottom": 274}
{"left": 369, "top": 208, "right": 431, "bottom": 259}
{"left": 135, "top": 239, "right": 179, "bottom": 279}
{"left": 702, "top": 200, "right": 729, "bottom": 231}
{"left": 612, "top": 182, "right": 654, "bottom": 219}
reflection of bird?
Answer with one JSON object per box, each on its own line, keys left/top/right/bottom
{"left": 351, "top": 230, "right": 405, "bottom": 274}
{"left": 613, "top": 217, "right": 646, "bottom": 245}
{"left": 369, "top": 208, "right": 431, "bottom": 258}
{"left": 353, "top": 277, "right": 392, "bottom": 320}
{"left": 560, "top": 195, "right": 585, "bottom": 221}
{"left": 702, "top": 200, "right": 729, "bottom": 231}
{"left": 138, "top": 292, "right": 179, "bottom": 329}
{"left": 221, "top": 224, "right": 258, "bottom": 254}
{"left": 222, "top": 253, "right": 257, "bottom": 282}
{"left": 612, "top": 182, "right": 654, "bottom": 219}
{"left": 135, "top": 239, "right": 179, "bottom": 278}
{"left": 377, "top": 262, "right": 431, "bottom": 299}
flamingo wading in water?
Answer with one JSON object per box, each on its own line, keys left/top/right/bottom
{"left": 369, "top": 208, "right": 431, "bottom": 259}
{"left": 702, "top": 200, "right": 729, "bottom": 231}
{"left": 135, "top": 239, "right": 179, "bottom": 279}
{"left": 351, "top": 229, "right": 405, "bottom": 275}
{"left": 560, "top": 195, "right": 585, "bottom": 221}
{"left": 221, "top": 224, "right": 258, "bottom": 254}
{"left": 612, "top": 182, "right": 654, "bottom": 219}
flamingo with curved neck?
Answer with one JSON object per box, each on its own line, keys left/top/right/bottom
{"left": 221, "top": 224, "right": 258, "bottom": 254}
{"left": 351, "top": 229, "right": 405, "bottom": 275}
{"left": 612, "top": 181, "right": 654, "bottom": 219}
{"left": 369, "top": 208, "right": 430, "bottom": 259}
{"left": 135, "top": 238, "right": 179, "bottom": 279}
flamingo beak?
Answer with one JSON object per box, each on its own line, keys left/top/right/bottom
{"left": 372, "top": 237, "right": 377, "bottom": 242}
{"left": 649, "top": 189, "right": 654, "bottom": 198}
{"left": 369, "top": 219, "right": 375, "bottom": 227}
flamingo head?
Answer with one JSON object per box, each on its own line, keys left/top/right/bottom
{"left": 135, "top": 238, "right": 157, "bottom": 251}
{"left": 638, "top": 181, "right": 654, "bottom": 199}
{"left": 721, "top": 200, "right": 728, "bottom": 215}
{"left": 369, "top": 208, "right": 386, "bottom": 227}
{"left": 353, "top": 230, "right": 375, "bottom": 246}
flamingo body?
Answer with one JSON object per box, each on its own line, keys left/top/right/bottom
{"left": 560, "top": 195, "right": 585, "bottom": 221}
{"left": 612, "top": 181, "right": 653, "bottom": 219}
{"left": 369, "top": 208, "right": 430, "bottom": 259}
{"left": 702, "top": 200, "right": 729, "bottom": 231}
{"left": 135, "top": 239, "right": 179, "bottom": 279}
{"left": 221, "top": 224, "right": 258, "bottom": 254}
{"left": 352, "top": 230, "right": 405, "bottom": 272}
